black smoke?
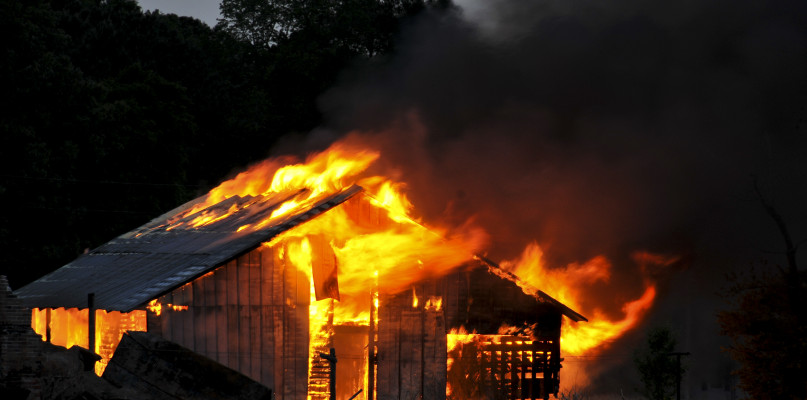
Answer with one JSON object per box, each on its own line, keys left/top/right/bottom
{"left": 307, "top": 0, "right": 807, "bottom": 395}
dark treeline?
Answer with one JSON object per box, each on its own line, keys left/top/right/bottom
{"left": 0, "top": 0, "right": 449, "bottom": 288}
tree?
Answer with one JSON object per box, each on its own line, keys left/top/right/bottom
{"left": 717, "top": 182, "right": 807, "bottom": 400}
{"left": 633, "top": 327, "right": 683, "bottom": 400}
{"left": 217, "top": 0, "right": 297, "bottom": 48}
{"left": 0, "top": 0, "right": 284, "bottom": 289}
{"left": 216, "top": 0, "right": 453, "bottom": 52}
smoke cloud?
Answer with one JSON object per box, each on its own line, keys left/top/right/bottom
{"left": 302, "top": 0, "right": 807, "bottom": 395}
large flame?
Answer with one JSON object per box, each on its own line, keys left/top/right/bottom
{"left": 500, "top": 243, "right": 667, "bottom": 356}
{"left": 197, "top": 141, "right": 488, "bottom": 399}
{"left": 165, "top": 140, "right": 663, "bottom": 394}
{"left": 166, "top": 144, "right": 381, "bottom": 232}
{"left": 31, "top": 138, "right": 667, "bottom": 393}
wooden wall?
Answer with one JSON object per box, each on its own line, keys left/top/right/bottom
{"left": 377, "top": 289, "right": 448, "bottom": 400}
{"left": 147, "top": 193, "right": 392, "bottom": 399}
{"left": 149, "top": 243, "right": 310, "bottom": 400}
{"left": 146, "top": 193, "right": 566, "bottom": 400}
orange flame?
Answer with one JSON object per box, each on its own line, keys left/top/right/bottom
{"left": 165, "top": 144, "right": 381, "bottom": 232}
{"left": 164, "top": 140, "right": 661, "bottom": 394}
{"left": 198, "top": 142, "right": 487, "bottom": 399}
{"left": 146, "top": 299, "right": 188, "bottom": 316}
{"left": 31, "top": 307, "right": 147, "bottom": 375}
{"left": 500, "top": 242, "right": 663, "bottom": 356}
{"left": 447, "top": 326, "right": 479, "bottom": 352}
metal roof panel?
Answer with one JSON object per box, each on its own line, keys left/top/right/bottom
{"left": 15, "top": 186, "right": 363, "bottom": 311}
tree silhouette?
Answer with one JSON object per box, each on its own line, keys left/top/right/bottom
{"left": 217, "top": 0, "right": 453, "bottom": 53}
{"left": 717, "top": 182, "right": 807, "bottom": 400}
{"left": 633, "top": 327, "right": 683, "bottom": 400}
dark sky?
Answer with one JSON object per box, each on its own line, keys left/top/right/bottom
{"left": 136, "top": 0, "right": 221, "bottom": 26}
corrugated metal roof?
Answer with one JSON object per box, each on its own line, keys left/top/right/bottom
{"left": 14, "top": 185, "right": 363, "bottom": 312}
{"left": 475, "top": 256, "right": 588, "bottom": 322}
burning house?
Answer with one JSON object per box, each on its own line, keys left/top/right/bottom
{"left": 15, "top": 144, "right": 587, "bottom": 399}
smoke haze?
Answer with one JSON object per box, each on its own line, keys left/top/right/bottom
{"left": 291, "top": 0, "right": 807, "bottom": 395}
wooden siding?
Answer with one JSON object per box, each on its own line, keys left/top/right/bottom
{"left": 144, "top": 192, "right": 565, "bottom": 400}
{"left": 149, "top": 242, "right": 310, "bottom": 400}
{"left": 377, "top": 289, "right": 447, "bottom": 400}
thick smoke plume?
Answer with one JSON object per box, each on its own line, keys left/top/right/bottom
{"left": 283, "top": 0, "right": 807, "bottom": 395}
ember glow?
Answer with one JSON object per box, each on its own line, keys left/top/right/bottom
{"left": 31, "top": 307, "right": 146, "bottom": 375}
{"left": 146, "top": 299, "right": 188, "bottom": 316}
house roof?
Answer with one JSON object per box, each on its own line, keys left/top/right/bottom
{"left": 16, "top": 183, "right": 585, "bottom": 323}
{"left": 475, "top": 256, "right": 588, "bottom": 322}
{"left": 14, "top": 185, "right": 363, "bottom": 312}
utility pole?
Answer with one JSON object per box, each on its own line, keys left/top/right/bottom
{"left": 667, "top": 352, "right": 690, "bottom": 400}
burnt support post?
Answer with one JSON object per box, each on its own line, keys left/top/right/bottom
{"left": 88, "top": 293, "right": 96, "bottom": 353}
{"left": 319, "top": 347, "right": 337, "bottom": 400}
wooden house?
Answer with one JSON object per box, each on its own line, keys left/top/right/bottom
{"left": 16, "top": 184, "right": 585, "bottom": 400}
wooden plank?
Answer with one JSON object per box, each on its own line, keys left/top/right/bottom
{"left": 171, "top": 286, "right": 184, "bottom": 348}
{"left": 273, "top": 245, "right": 286, "bottom": 397}
{"left": 192, "top": 278, "right": 205, "bottom": 354}
{"left": 260, "top": 246, "right": 275, "bottom": 389}
{"left": 273, "top": 306, "right": 284, "bottom": 399}
{"left": 238, "top": 254, "right": 250, "bottom": 305}
{"left": 250, "top": 305, "right": 262, "bottom": 381}
{"left": 260, "top": 306, "right": 276, "bottom": 390}
{"left": 272, "top": 244, "right": 285, "bottom": 306}
{"left": 423, "top": 308, "right": 446, "bottom": 399}
{"left": 238, "top": 254, "right": 252, "bottom": 376}
{"left": 249, "top": 250, "right": 261, "bottom": 306}
{"left": 205, "top": 305, "right": 218, "bottom": 363}
{"left": 260, "top": 246, "right": 274, "bottom": 306}
{"left": 249, "top": 250, "right": 262, "bottom": 382}
{"left": 203, "top": 273, "right": 217, "bottom": 363}
{"left": 238, "top": 304, "right": 252, "bottom": 376}
{"left": 226, "top": 307, "right": 240, "bottom": 371}
{"left": 377, "top": 294, "right": 401, "bottom": 399}
{"left": 215, "top": 264, "right": 229, "bottom": 367}
{"left": 399, "top": 309, "right": 421, "bottom": 400}
{"left": 227, "top": 258, "right": 239, "bottom": 305}
{"left": 226, "top": 259, "right": 240, "bottom": 371}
